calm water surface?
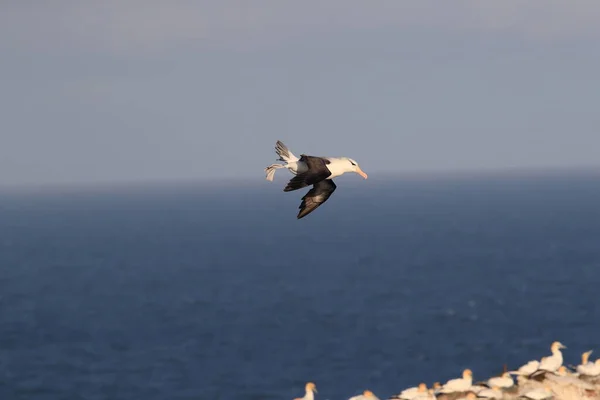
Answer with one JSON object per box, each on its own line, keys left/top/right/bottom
{"left": 1, "top": 173, "right": 599, "bottom": 399}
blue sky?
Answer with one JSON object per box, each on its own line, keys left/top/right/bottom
{"left": 1, "top": 1, "right": 600, "bottom": 186}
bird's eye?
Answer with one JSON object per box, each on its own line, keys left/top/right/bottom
{"left": 349, "top": 160, "right": 356, "bottom": 166}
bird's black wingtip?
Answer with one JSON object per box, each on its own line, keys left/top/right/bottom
{"left": 296, "top": 209, "right": 308, "bottom": 219}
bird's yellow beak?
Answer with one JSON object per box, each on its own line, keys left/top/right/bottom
{"left": 356, "top": 168, "right": 368, "bottom": 179}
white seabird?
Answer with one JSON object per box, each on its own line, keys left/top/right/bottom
{"left": 476, "top": 386, "right": 503, "bottom": 399}
{"left": 389, "top": 383, "right": 428, "bottom": 399}
{"left": 487, "top": 372, "right": 514, "bottom": 389}
{"left": 535, "top": 341, "right": 566, "bottom": 374}
{"left": 349, "top": 390, "right": 380, "bottom": 400}
{"left": 509, "top": 360, "right": 540, "bottom": 377}
{"left": 264, "top": 140, "right": 368, "bottom": 219}
{"left": 438, "top": 368, "right": 473, "bottom": 393}
{"left": 576, "top": 350, "right": 600, "bottom": 377}
{"left": 294, "top": 382, "right": 317, "bottom": 400}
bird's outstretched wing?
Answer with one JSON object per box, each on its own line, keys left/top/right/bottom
{"left": 297, "top": 179, "right": 337, "bottom": 219}
{"left": 284, "top": 154, "right": 331, "bottom": 192}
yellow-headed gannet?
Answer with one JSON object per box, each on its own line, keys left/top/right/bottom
{"left": 388, "top": 383, "right": 427, "bottom": 400}
{"left": 536, "top": 341, "right": 566, "bottom": 373}
{"left": 349, "top": 390, "right": 380, "bottom": 400}
{"left": 476, "top": 386, "right": 503, "bottom": 399}
{"left": 509, "top": 360, "right": 540, "bottom": 377}
{"left": 487, "top": 372, "right": 514, "bottom": 388}
{"left": 294, "top": 382, "right": 317, "bottom": 400}
{"left": 438, "top": 369, "right": 473, "bottom": 393}
{"left": 576, "top": 350, "right": 600, "bottom": 377}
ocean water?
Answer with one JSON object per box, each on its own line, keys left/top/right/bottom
{"left": 1, "top": 172, "right": 599, "bottom": 400}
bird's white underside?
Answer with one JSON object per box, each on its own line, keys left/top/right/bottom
{"left": 284, "top": 157, "right": 348, "bottom": 180}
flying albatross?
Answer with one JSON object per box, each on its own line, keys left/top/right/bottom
{"left": 264, "top": 140, "right": 368, "bottom": 219}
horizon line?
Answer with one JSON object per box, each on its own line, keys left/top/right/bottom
{"left": 1, "top": 164, "right": 599, "bottom": 194}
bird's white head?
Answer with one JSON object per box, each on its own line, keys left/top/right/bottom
{"left": 344, "top": 157, "right": 368, "bottom": 179}
{"left": 557, "top": 366, "right": 568, "bottom": 376}
{"left": 551, "top": 341, "right": 566, "bottom": 352}
{"left": 305, "top": 382, "right": 317, "bottom": 393}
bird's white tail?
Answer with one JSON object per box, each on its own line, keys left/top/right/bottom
{"left": 264, "top": 164, "right": 285, "bottom": 181}
{"left": 275, "top": 140, "right": 298, "bottom": 163}
{"left": 264, "top": 141, "right": 299, "bottom": 181}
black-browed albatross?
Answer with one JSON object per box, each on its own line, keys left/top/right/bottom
{"left": 264, "top": 140, "right": 368, "bottom": 219}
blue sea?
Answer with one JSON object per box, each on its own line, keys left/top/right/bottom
{"left": 1, "top": 171, "right": 599, "bottom": 400}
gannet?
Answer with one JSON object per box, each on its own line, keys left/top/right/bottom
{"left": 438, "top": 369, "right": 473, "bottom": 393}
{"left": 509, "top": 360, "right": 540, "bottom": 377}
{"left": 557, "top": 366, "right": 570, "bottom": 376}
{"left": 349, "top": 390, "right": 380, "bottom": 400}
{"left": 487, "top": 372, "right": 514, "bottom": 388}
{"left": 389, "top": 383, "right": 427, "bottom": 400}
{"left": 294, "top": 382, "right": 317, "bottom": 400}
{"left": 264, "top": 140, "right": 368, "bottom": 219}
{"left": 531, "top": 360, "right": 573, "bottom": 382}
{"left": 576, "top": 350, "right": 600, "bottom": 377}
{"left": 592, "top": 359, "right": 600, "bottom": 376}
{"left": 476, "top": 386, "right": 503, "bottom": 399}
{"left": 536, "top": 341, "right": 566, "bottom": 373}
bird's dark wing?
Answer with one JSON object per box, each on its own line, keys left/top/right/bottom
{"left": 284, "top": 155, "right": 331, "bottom": 192}
{"left": 297, "top": 179, "right": 337, "bottom": 219}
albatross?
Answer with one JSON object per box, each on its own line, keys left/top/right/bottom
{"left": 264, "top": 140, "right": 368, "bottom": 219}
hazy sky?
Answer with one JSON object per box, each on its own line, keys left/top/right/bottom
{"left": 2, "top": 1, "right": 600, "bottom": 186}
